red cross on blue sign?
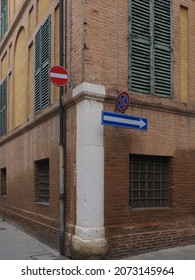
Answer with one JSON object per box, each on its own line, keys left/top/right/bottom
{"left": 115, "top": 92, "right": 131, "bottom": 113}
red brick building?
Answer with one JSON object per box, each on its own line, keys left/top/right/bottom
{"left": 1, "top": 0, "right": 195, "bottom": 259}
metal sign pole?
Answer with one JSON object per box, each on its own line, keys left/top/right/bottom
{"left": 59, "top": 0, "right": 65, "bottom": 256}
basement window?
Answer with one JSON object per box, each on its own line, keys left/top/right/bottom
{"left": 129, "top": 154, "right": 171, "bottom": 208}
{"left": 35, "top": 159, "right": 50, "bottom": 204}
{"left": 0, "top": 167, "right": 6, "bottom": 196}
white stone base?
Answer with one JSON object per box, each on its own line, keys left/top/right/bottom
{"left": 72, "top": 226, "right": 107, "bottom": 256}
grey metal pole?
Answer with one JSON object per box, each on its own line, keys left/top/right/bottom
{"left": 59, "top": 0, "right": 65, "bottom": 256}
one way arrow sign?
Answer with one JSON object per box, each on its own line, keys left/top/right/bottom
{"left": 101, "top": 111, "right": 148, "bottom": 131}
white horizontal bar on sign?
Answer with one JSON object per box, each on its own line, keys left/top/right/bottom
{"left": 50, "top": 72, "right": 68, "bottom": 79}
{"left": 104, "top": 115, "right": 146, "bottom": 128}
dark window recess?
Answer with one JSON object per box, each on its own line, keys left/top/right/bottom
{"left": 35, "top": 159, "right": 49, "bottom": 204}
{"left": 1, "top": 168, "right": 6, "bottom": 196}
{"left": 129, "top": 154, "right": 170, "bottom": 208}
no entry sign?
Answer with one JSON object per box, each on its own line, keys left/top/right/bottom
{"left": 115, "top": 92, "right": 131, "bottom": 113}
{"left": 49, "top": 65, "right": 69, "bottom": 87}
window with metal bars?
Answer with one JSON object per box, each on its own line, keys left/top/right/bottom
{"left": 128, "top": 0, "right": 172, "bottom": 97}
{"left": 129, "top": 154, "right": 171, "bottom": 208}
{"left": 0, "top": 168, "right": 6, "bottom": 196}
{"left": 0, "top": 79, "right": 7, "bottom": 136}
{"left": 34, "top": 16, "right": 51, "bottom": 112}
{"left": 0, "top": 0, "right": 7, "bottom": 39}
{"left": 35, "top": 159, "right": 50, "bottom": 204}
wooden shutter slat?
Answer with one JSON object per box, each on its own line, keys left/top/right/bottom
{"left": 0, "top": 0, "right": 7, "bottom": 39}
{"left": 129, "top": 0, "right": 172, "bottom": 97}
{"left": 154, "top": 0, "right": 172, "bottom": 97}
{"left": 0, "top": 79, "right": 7, "bottom": 136}
{"left": 34, "top": 16, "right": 51, "bottom": 113}
{"left": 130, "top": 0, "right": 151, "bottom": 93}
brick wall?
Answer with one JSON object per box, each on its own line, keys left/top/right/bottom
{"left": 70, "top": 0, "right": 195, "bottom": 258}
{"left": 82, "top": 0, "right": 195, "bottom": 258}
{"left": 65, "top": 0, "right": 195, "bottom": 258}
{"left": 1, "top": 0, "right": 195, "bottom": 259}
{"left": 104, "top": 103, "right": 195, "bottom": 258}
{"left": 0, "top": 112, "right": 60, "bottom": 248}
{"left": 0, "top": 0, "right": 84, "bottom": 253}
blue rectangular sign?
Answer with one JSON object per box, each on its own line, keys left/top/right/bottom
{"left": 101, "top": 111, "right": 148, "bottom": 131}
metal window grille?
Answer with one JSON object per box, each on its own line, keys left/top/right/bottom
{"left": 34, "top": 16, "right": 51, "bottom": 112}
{"left": 36, "top": 159, "right": 49, "bottom": 204}
{"left": 129, "top": 154, "right": 170, "bottom": 208}
{"left": 0, "top": 168, "right": 6, "bottom": 196}
{"left": 128, "top": 0, "right": 172, "bottom": 97}
{"left": 0, "top": 79, "right": 7, "bottom": 136}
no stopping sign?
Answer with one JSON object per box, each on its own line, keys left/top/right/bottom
{"left": 115, "top": 92, "right": 131, "bottom": 113}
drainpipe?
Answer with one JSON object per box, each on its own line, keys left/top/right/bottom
{"left": 59, "top": 0, "right": 66, "bottom": 256}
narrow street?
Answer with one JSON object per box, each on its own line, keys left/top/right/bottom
{"left": 1, "top": 218, "right": 195, "bottom": 260}
{"left": 0, "top": 218, "right": 67, "bottom": 260}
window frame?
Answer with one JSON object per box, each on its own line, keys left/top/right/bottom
{"left": 129, "top": 154, "right": 171, "bottom": 209}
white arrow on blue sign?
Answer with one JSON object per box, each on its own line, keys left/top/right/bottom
{"left": 101, "top": 111, "right": 148, "bottom": 131}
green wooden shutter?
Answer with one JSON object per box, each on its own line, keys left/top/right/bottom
{"left": 0, "top": 79, "right": 7, "bottom": 136}
{"left": 129, "top": 0, "right": 151, "bottom": 93}
{"left": 34, "top": 16, "right": 51, "bottom": 113}
{"left": 154, "top": 0, "right": 172, "bottom": 97}
{"left": 41, "top": 17, "right": 51, "bottom": 109}
{"left": 129, "top": 0, "right": 172, "bottom": 98}
{"left": 0, "top": 0, "right": 7, "bottom": 39}
{"left": 35, "top": 29, "right": 41, "bottom": 112}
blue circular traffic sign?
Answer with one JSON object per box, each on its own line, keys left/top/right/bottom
{"left": 115, "top": 92, "right": 131, "bottom": 113}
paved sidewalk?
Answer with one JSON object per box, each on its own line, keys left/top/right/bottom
{"left": 0, "top": 218, "right": 66, "bottom": 260}
{"left": 1, "top": 218, "right": 195, "bottom": 260}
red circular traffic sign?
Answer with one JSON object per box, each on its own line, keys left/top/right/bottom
{"left": 49, "top": 65, "right": 69, "bottom": 87}
{"left": 115, "top": 92, "right": 131, "bottom": 113}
